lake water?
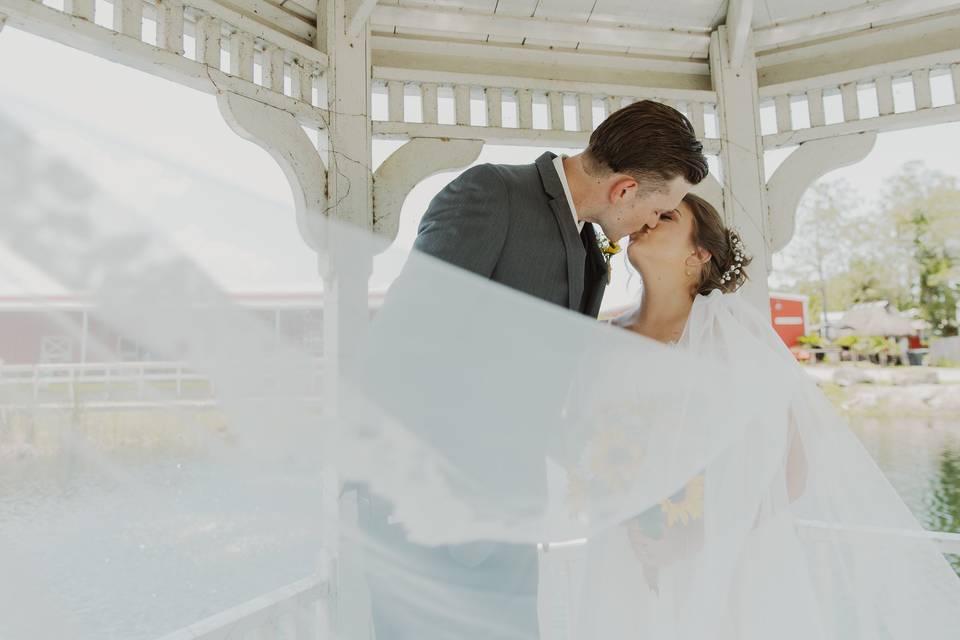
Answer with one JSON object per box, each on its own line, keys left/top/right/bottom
{"left": 848, "top": 416, "right": 960, "bottom": 572}
{"left": 1, "top": 415, "right": 959, "bottom": 638}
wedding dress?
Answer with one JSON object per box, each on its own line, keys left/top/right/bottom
{"left": 2, "top": 113, "right": 959, "bottom": 639}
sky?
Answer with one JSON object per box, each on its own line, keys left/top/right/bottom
{"left": 1, "top": 25, "right": 958, "bottom": 311}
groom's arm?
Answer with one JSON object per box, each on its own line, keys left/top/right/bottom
{"left": 414, "top": 164, "right": 509, "bottom": 278}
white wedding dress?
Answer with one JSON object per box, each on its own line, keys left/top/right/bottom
{"left": 540, "top": 291, "right": 960, "bottom": 640}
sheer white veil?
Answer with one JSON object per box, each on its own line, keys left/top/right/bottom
{"left": 1, "top": 113, "right": 959, "bottom": 640}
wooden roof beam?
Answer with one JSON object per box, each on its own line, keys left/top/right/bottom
{"left": 725, "top": 0, "right": 754, "bottom": 67}
{"left": 370, "top": 5, "right": 711, "bottom": 57}
{"left": 346, "top": 0, "right": 378, "bottom": 38}
{"left": 753, "top": 0, "right": 960, "bottom": 51}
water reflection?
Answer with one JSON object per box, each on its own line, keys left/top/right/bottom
{"left": 849, "top": 417, "right": 960, "bottom": 572}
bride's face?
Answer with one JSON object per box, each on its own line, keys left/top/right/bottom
{"left": 626, "top": 200, "right": 702, "bottom": 278}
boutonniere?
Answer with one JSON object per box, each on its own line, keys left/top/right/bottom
{"left": 597, "top": 232, "right": 621, "bottom": 283}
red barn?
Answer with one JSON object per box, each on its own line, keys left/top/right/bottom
{"left": 769, "top": 293, "right": 809, "bottom": 348}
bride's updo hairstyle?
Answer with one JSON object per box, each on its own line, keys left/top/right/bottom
{"left": 683, "top": 193, "right": 752, "bottom": 295}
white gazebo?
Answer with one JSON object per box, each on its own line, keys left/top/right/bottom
{"left": 3, "top": 0, "right": 960, "bottom": 636}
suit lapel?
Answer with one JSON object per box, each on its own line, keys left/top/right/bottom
{"left": 536, "top": 152, "right": 585, "bottom": 311}
{"left": 580, "top": 224, "right": 608, "bottom": 317}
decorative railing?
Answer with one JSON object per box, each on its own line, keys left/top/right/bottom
{"left": 156, "top": 574, "right": 328, "bottom": 640}
{"left": 371, "top": 67, "right": 722, "bottom": 153}
{"left": 760, "top": 48, "right": 960, "bottom": 148}
{"left": 0, "top": 360, "right": 322, "bottom": 407}
{"left": 0, "top": 0, "right": 329, "bottom": 127}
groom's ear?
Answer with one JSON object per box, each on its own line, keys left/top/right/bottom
{"left": 608, "top": 176, "right": 638, "bottom": 202}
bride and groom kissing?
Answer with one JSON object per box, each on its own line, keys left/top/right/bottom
{"left": 357, "top": 99, "right": 960, "bottom": 639}
{"left": 362, "top": 101, "right": 750, "bottom": 638}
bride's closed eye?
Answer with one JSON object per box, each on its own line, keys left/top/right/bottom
{"left": 659, "top": 210, "right": 679, "bottom": 221}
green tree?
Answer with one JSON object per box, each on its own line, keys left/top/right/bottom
{"left": 883, "top": 162, "right": 960, "bottom": 336}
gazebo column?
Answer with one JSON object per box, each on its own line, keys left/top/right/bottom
{"left": 317, "top": 1, "right": 376, "bottom": 638}
{"left": 318, "top": 0, "right": 373, "bottom": 386}
{"left": 709, "top": 27, "right": 770, "bottom": 310}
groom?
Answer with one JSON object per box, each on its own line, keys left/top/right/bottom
{"left": 363, "top": 100, "right": 708, "bottom": 639}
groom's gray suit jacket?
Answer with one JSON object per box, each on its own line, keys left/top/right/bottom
{"left": 414, "top": 151, "right": 609, "bottom": 317}
{"left": 358, "top": 152, "right": 608, "bottom": 639}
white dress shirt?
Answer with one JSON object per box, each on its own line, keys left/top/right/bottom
{"left": 553, "top": 155, "right": 584, "bottom": 233}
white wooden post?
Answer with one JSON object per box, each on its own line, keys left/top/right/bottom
{"left": 577, "top": 93, "right": 593, "bottom": 132}
{"left": 952, "top": 64, "right": 960, "bottom": 106}
{"left": 319, "top": 0, "right": 374, "bottom": 636}
{"left": 113, "top": 0, "right": 142, "bottom": 40}
{"left": 710, "top": 27, "right": 770, "bottom": 310}
{"left": 486, "top": 87, "right": 502, "bottom": 128}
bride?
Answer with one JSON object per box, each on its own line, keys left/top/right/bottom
{"left": 557, "top": 193, "right": 960, "bottom": 639}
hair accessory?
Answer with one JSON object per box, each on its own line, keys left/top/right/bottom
{"left": 720, "top": 231, "right": 745, "bottom": 284}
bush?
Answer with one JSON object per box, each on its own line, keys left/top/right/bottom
{"left": 797, "top": 334, "right": 826, "bottom": 348}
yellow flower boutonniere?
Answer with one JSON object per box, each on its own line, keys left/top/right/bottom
{"left": 597, "top": 233, "right": 621, "bottom": 283}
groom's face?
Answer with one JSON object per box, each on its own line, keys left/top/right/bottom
{"left": 603, "top": 174, "right": 692, "bottom": 243}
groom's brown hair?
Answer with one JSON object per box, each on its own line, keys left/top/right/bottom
{"left": 583, "top": 100, "right": 708, "bottom": 191}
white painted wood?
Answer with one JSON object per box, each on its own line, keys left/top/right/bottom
{"left": 345, "top": 0, "right": 377, "bottom": 38}
{"left": 188, "top": 0, "right": 327, "bottom": 69}
{"left": 763, "top": 103, "right": 960, "bottom": 148}
{"left": 64, "top": 0, "right": 94, "bottom": 21}
{"left": 370, "top": 4, "right": 712, "bottom": 57}
{"left": 319, "top": 0, "right": 374, "bottom": 418}
{"left": 725, "top": 0, "right": 753, "bottom": 68}
{"left": 840, "top": 82, "right": 859, "bottom": 122}
{"left": 373, "top": 138, "right": 483, "bottom": 241}
{"left": 261, "top": 44, "right": 285, "bottom": 93}
{"left": 387, "top": 80, "right": 405, "bottom": 122}
{"left": 215, "top": 0, "right": 315, "bottom": 44}
{"left": 806, "top": 88, "right": 825, "bottom": 127}
{"left": 157, "top": 0, "right": 184, "bottom": 55}
{"left": 373, "top": 66, "right": 717, "bottom": 104}
{"left": 774, "top": 94, "right": 791, "bottom": 132}
{"left": 758, "top": 47, "right": 960, "bottom": 98}
{"left": 766, "top": 133, "right": 876, "bottom": 252}
{"left": 0, "top": 0, "right": 328, "bottom": 126}
{"left": 604, "top": 95, "right": 620, "bottom": 116}
{"left": 517, "top": 88, "right": 533, "bottom": 129}
{"left": 486, "top": 86, "right": 502, "bottom": 128}
{"left": 217, "top": 90, "right": 328, "bottom": 250}
{"left": 113, "top": 0, "right": 142, "bottom": 39}
{"left": 876, "top": 74, "right": 895, "bottom": 115}
{"left": 953, "top": 63, "right": 960, "bottom": 104}
{"left": 710, "top": 26, "right": 769, "bottom": 311}
{"left": 913, "top": 68, "right": 933, "bottom": 109}
{"left": 195, "top": 15, "right": 221, "bottom": 67}
{"left": 156, "top": 575, "right": 326, "bottom": 640}
{"left": 370, "top": 34, "right": 711, "bottom": 78}
{"left": 752, "top": 0, "right": 960, "bottom": 51}
{"left": 291, "top": 59, "right": 312, "bottom": 103}
{"left": 577, "top": 93, "right": 593, "bottom": 132}
{"left": 454, "top": 84, "right": 471, "bottom": 126}
{"left": 689, "top": 100, "right": 705, "bottom": 138}
{"left": 373, "top": 121, "right": 723, "bottom": 153}
{"left": 548, "top": 91, "right": 564, "bottom": 130}
{"left": 690, "top": 173, "right": 724, "bottom": 216}
{"left": 421, "top": 82, "right": 439, "bottom": 124}
{"left": 229, "top": 30, "right": 255, "bottom": 82}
